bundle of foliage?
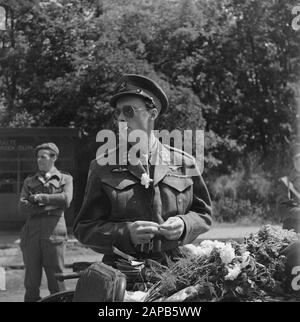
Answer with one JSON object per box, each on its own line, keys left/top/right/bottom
{"left": 144, "top": 225, "right": 299, "bottom": 302}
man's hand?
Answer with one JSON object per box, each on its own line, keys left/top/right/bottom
{"left": 20, "top": 197, "right": 45, "bottom": 210}
{"left": 33, "top": 194, "right": 44, "bottom": 203}
{"left": 128, "top": 221, "right": 159, "bottom": 245}
{"left": 28, "top": 194, "right": 37, "bottom": 204}
{"left": 30, "top": 194, "right": 48, "bottom": 206}
{"left": 159, "top": 217, "right": 185, "bottom": 241}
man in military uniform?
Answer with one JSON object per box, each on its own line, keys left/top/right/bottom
{"left": 277, "top": 145, "right": 300, "bottom": 233}
{"left": 73, "top": 74, "right": 212, "bottom": 267}
{"left": 19, "top": 143, "right": 73, "bottom": 302}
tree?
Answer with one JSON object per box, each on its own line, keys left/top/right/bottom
{"left": 0, "top": 0, "right": 299, "bottom": 172}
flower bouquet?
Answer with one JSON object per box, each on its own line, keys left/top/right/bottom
{"left": 143, "top": 225, "right": 299, "bottom": 302}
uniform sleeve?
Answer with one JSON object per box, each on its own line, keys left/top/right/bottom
{"left": 73, "top": 162, "right": 136, "bottom": 255}
{"left": 177, "top": 161, "right": 212, "bottom": 245}
{"left": 36, "top": 175, "right": 73, "bottom": 209}
{"left": 18, "top": 178, "right": 46, "bottom": 216}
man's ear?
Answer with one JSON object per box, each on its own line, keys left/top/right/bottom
{"left": 150, "top": 108, "right": 159, "bottom": 120}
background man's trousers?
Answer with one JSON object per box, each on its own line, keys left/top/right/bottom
{"left": 21, "top": 235, "right": 66, "bottom": 302}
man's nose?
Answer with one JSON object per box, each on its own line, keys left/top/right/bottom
{"left": 118, "top": 111, "right": 127, "bottom": 122}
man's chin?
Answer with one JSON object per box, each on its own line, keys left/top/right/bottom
{"left": 119, "top": 127, "right": 132, "bottom": 140}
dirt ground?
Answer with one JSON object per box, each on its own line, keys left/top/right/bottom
{"left": 0, "top": 243, "right": 102, "bottom": 302}
{"left": 0, "top": 224, "right": 263, "bottom": 302}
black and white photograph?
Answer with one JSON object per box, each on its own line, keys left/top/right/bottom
{"left": 0, "top": 0, "right": 299, "bottom": 308}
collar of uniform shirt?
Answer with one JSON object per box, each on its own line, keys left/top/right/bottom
{"left": 144, "top": 133, "right": 159, "bottom": 175}
{"left": 129, "top": 132, "right": 158, "bottom": 168}
{"left": 36, "top": 167, "right": 61, "bottom": 182}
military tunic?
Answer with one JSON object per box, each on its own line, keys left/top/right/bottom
{"left": 73, "top": 141, "right": 212, "bottom": 265}
{"left": 19, "top": 167, "right": 73, "bottom": 302}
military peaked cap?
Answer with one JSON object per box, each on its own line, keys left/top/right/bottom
{"left": 35, "top": 142, "right": 59, "bottom": 156}
{"left": 110, "top": 74, "right": 169, "bottom": 115}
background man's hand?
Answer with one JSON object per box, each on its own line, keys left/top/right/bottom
{"left": 28, "top": 194, "right": 36, "bottom": 204}
{"left": 159, "top": 217, "right": 185, "bottom": 240}
{"left": 128, "top": 221, "right": 159, "bottom": 245}
{"left": 33, "top": 194, "right": 45, "bottom": 203}
{"left": 28, "top": 194, "right": 44, "bottom": 204}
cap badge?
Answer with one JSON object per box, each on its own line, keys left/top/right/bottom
{"left": 118, "top": 81, "right": 127, "bottom": 92}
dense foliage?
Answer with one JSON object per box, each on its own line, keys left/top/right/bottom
{"left": 144, "top": 225, "right": 299, "bottom": 302}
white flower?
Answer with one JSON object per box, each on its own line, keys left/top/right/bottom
{"left": 219, "top": 243, "right": 235, "bottom": 264}
{"left": 184, "top": 240, "right": 226, "bottom": 258}
{"left": 212, "top": 240, "right": 226, "bottom": 249}
{"left": 140, "top": 173, "right": 153, "bottom": 189}
{"left": 225, "top": 263, "right": 241, "bottom": 281}
{"left": 197, "top": 248, "right": 214, "bottom": 257}
{"left": 183, "top": 242, "right": 213, "bottom": 257}
{"left": 45, "top": 172, "right": 51, "bottom": 180}
{"left": 183, "top": 244, "right": 200, "bottom": 256}
{"left": 183, "top": 240, "right": 237, "bottom": 261}
{"left": 201, "top": 240, "right": 226, "bottom": 249}
{"left": 197, "top": 240, "right": 217, "bottom": 257}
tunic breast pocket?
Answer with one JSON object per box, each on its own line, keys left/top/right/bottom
{"left": 161, "top": 175, "right": 193, "bottom": 216}
{"left": 101, "top": 176, "right": 144, "bottom": 219}
{"left": 48, "top": 179, "right": 64, "bottom": 193}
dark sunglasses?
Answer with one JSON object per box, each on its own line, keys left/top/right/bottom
{"left": 113, "top": 105, "right": 147, "bottom": 119}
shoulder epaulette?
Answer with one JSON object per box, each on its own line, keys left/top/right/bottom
{"left": 60, "top": 170, "right": 72, "bottom": 176}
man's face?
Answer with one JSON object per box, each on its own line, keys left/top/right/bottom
{"left": 294, "top": 155, "right": 300, "bottom": 173}
{"left": 115, "top": 95, "right": 152, "bottom": 136}
{"left": 37, "top": 149, "right": 56, "bottom": 173}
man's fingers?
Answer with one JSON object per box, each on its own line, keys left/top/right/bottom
{"left": 159, "top": 222, "right": 179, "bottom": 230}
{"left": 135, "top": 221, "right": 159, "bottom": 227}
{"left": 159, "top": 217, "right": 184, "bottom": 230}
{"left": 159, "top": 227, "right": 182, "bottom": 240}
{"left": 137, "top": 226, "right": 159, "bottom": 234}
